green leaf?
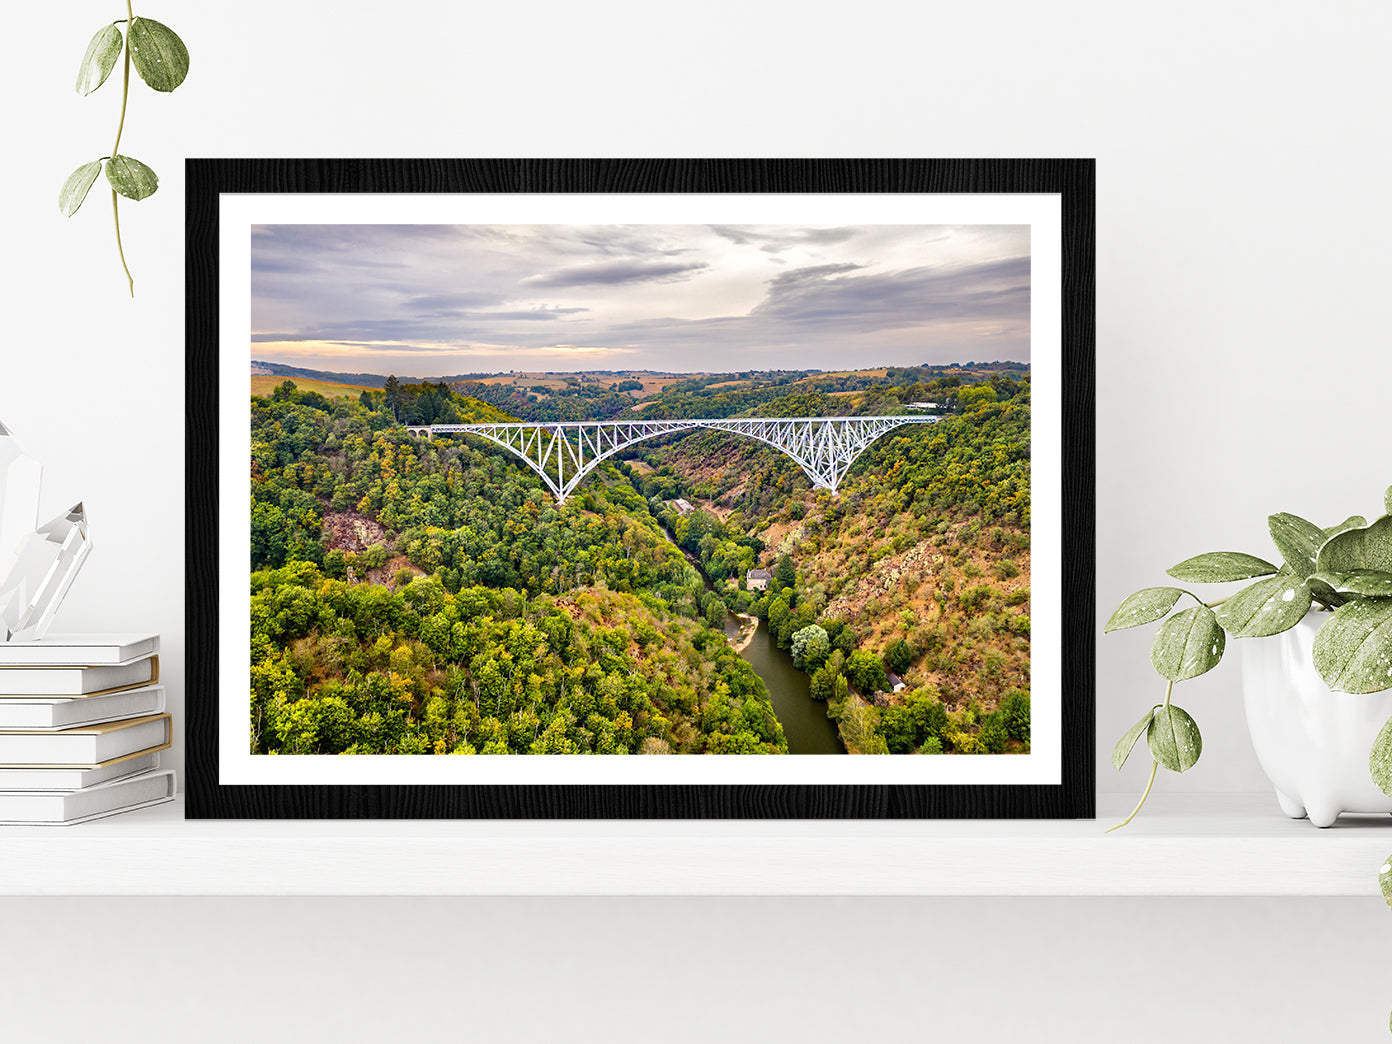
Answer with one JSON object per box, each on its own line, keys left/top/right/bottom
{"left": 1267, "top": 513, "right": 1325, "bottom": 579}
{"left": 1104, "top": 588, "right": 1185, "bottom": 633}
{"left": 1166, "top": 551, "right": 1278, "bottom": 583}
{"left": 1147, "top": 704, "right": 1202, "bottom": 772}
{"left": 76, "top": 24, "right": 123, "bottom": 95}
{"left": 1305, "top": 573, "right": 1350, "bottom": 609}
{"left": 1380, "top": 848, "right": 1392, "bottom": 910}
{"left": 104, "top": 155, "right": 158, "bottom": 201}
{"left": 1150, "top": 605, "right": 1226, "bottom": 681}
{"left": 1385, "top": 486, "right": 1391, "bottom": 514}
{"left": 1112, "top": 708, "right": 1157, "bottom": 770}
{"left": 1317, "top": 515, "right": 1392, "bottom": 575}
{"left": 1325, "top": 515, "right": 1367, "bottom": 540}
{"left": 58, "top": 160, "right": 104, "bottom": 217}
{"left": 1371, "top": 717, "right": 1392, "bottom": 798}
{"left": 1308, "top": 570, "right": 1392, "bottom": 598}
{"left": 128, "top": 17, "right": 189, "bottom": 92}
{"left": 1214, "top": 576, "right": 1312, "bottom": 637}
{"left": 1312, "top": 599, "right": 1392, "bottom": 694}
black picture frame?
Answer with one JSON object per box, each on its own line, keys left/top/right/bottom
{"left": 186, "top": 157, "right": 1094, "bottom": 819}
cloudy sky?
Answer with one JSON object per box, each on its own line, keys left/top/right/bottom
{"left": 251, "top": 224, "right": 1030, "bottom": 376}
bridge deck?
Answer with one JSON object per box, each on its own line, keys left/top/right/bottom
{"left": 410, "top": 415, "right": 940, "bottom": 502}
{"left": 426, "top": 415, "right": 938, "bottom": 430}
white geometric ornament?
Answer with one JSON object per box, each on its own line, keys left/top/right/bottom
{"left": 0, "top": 421, "right": 42, "bottom": 569}
{"left": 0, "top": 502, "right": 92, "bottom": 642}
{"left": 0, "top": 421, "right": 91, "bottom": 642}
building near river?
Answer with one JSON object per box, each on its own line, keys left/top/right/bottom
{"left": 746, "top": 568, "right": 772, "bottom": 591}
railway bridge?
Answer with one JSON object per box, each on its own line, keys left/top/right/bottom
{"left": 406, "top": 415, "right": 939, "bottom": 504}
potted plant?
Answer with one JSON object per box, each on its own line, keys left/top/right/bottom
{"left": 1105, "top": 483, "right": 1392, "bottom": 832}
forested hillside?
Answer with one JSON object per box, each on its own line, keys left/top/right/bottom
{"left": 624, "top": 370, "right": 1032, "bottom": 754}
{"left": 248, "top": 367, "right": 1031, "bottom": 757}
{"left": 250, "top": 380, "right": 786, "bottom": 755}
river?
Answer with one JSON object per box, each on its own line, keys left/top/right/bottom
{"left": 660, "top": 521, "right": 845, "bottom": 754}
{"left": 737, "top": 617, "right": 846, "bottom": 754}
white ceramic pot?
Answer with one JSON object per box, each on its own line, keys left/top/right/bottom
{"left": 1241, "top": 611, "right": 1392, "bottom": 827}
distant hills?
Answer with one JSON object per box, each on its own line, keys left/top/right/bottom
{"left": 251, "top": 361, "right": 430, "bottom": 389}
{"left": 250, "top": 359, "right": 1030, "bottom": 392}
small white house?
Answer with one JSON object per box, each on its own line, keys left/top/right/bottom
{"left": 746, "top": 568, "right": 772, "bottom": 591}
{"left": 670, "top": 498, "right": 695, "bottom": 515}
{"left": 886, "top": 672, "right": 907, "bottom": 694}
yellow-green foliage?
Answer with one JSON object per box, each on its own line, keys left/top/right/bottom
{"left": 837, "top": 695, "right": 889, "bottom": 755}
{"left": 251, "top": 565, "right": 787, "bottom": 756}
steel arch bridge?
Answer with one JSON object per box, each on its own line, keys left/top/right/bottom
{"left": 407, "top": 415, "right": 939, "bottom": 503}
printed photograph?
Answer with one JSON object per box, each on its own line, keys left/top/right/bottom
{"left": 248, "top": 223, "right": 1032, "bottom": 756}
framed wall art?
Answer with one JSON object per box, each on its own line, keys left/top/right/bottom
{"left": 185, "top": 157, "right": 1094, "bottom": 818}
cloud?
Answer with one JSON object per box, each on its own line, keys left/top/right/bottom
{"left": 523, "top": 259, "right": 709, "bottom": 288}
{"left": 752, "top": 257, "right": 1030, "bottom": 329}
{"left": 404, "top": 291, "right": 506, "bottom": 311}
{"left": 251, "top": 222, "right": 1032, "bottom": 374}
{"left": 709, "top": 225, "right": 861, "bottom": 254}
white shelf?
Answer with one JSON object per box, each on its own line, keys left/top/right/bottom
{"left": 0, "top": 794, "right": 1388, "bottom": 896}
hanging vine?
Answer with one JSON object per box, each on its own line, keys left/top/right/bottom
{"left": 59, "top": 6, "right": 189, "bottom": 297}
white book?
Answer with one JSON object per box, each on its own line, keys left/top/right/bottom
{"left": 0, "top": 655, "right": 159, "bottom": 696}
{"left": 0, "top": 714, "right": 171, "bottom": 767}
{"left": 0, "top": 768, "right": 175, "bottom": 825}
{"left": 0, "top": 685, "right": 166, "bottom": 730}
{"left": 0, "top": 633, "right": 159, "bottom": 667}
{"left": 0, "top": 751, "right": 161, "bottom": 790}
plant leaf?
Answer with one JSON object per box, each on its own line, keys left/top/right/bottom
{"left": 1267, "top": 513, "right": 1325, "bottom": 579}
{"left": 1147, "top": 704, "right": 1202, "bottom": 772}
{"left": 128, "top": 17, "right": 189, "bottom": 92}
{"left": 1308, "top": 570, "right": 1392, "bottom": 598}
{"left": 58, "top": 160, "right": 104, "bottom": 217}
{"left": 1105, "top": 588, "right": 1185, "bottom": 633}
{"left": 1166, "top": 551, "right": 1278, "bottom": 583}
{"left": 1316, "top": 515, "right": 1392, "bottom": 575}
{"left": 76, "top": 24, "right": 123, "bottom": 95}
{"left": 1371, "top": 717, "right": 1392, "bottom": 798}
{"left": 1312, "top": 599, "right": 1392, "bottom": 694}
{"left": 1305, "top": 573, "right": 1350, "bottom": 609}
{"left": 1385, "top": 486, "right": 1391, "bottom": 515}
{"left": 1214, "top": 576, "right": 1312, "bottom": 637}
{"left": 1150, "top": 606, "right": 1226, "bottom": 681}
{"left": 104, "top": 155, "right": 158, "bottom": 201}
{"left": 1380, "top": 847, "right": 1392, "bottom": 909}
{"left": 1325, "top": 515, "right": 1367, "bottom": 540}
{"left": 1112, "top": 708, "right": 1157, "bottom": 770}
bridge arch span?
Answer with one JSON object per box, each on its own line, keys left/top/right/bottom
{"left": 414, "top": 415, "right": 938, "bottom": 504}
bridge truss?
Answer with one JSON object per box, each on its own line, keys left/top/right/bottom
{"left": 411, "top": 415, "right": 939, "bottom": 503}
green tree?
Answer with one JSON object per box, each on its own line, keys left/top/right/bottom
{"left": 845, "top": 649, "right": 889, "bottom": 694}
{"left": 773, "top": 553, "right": 796, "bottom": 588}
{"left": 979, "top": 712, "right": 1009, "bottom": 754}
{"left": 885, "top": 637, "right": 913, "bottom": 675}
{"left": 1001, "top": 689, "right": 1030, "bottom": 742}
{"left": 383, "top": 375, "right": 402, "bottom": 420}
{"left": 809, "top": 665, "right": 839, "bottom": 701}
{"left": 790, "top": 624, "right": 830, "bottom": 671}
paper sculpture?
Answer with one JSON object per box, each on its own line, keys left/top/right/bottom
{"left": 0, "top": 423, "right": 91, "bottom": 642}
{"left": 0, "top": 422, "right": 42, "bottom": 568}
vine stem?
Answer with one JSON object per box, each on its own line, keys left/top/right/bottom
{"left": 1106, "top": 679, "right": 1175, "bottom": 833}
{"left": 111, "top": 0, "right": 135, "bottom": 296}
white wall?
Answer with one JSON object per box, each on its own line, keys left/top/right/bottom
{"left": 2, "top": 3, "right": 1389, "bottom": 1039}
{"left": 5, "top": 0, "right": 1389, "bottom": 794}
{"left": 7, "top": 0, "right": 1388, "bottom": 795}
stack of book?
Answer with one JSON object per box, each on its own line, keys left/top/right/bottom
{"left": 0, "top": 633, "right": 173, "bottom": 825}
